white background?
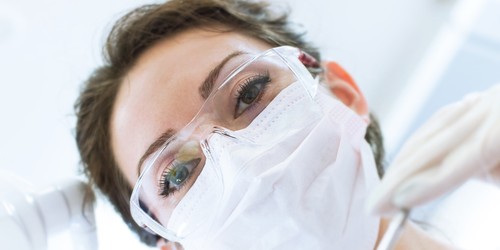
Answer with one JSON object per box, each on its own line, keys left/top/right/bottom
{"left": 1, "top": 0, "right": 499, "bottom": 249}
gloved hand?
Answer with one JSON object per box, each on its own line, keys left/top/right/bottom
{"left": 368, "top": 84, "right": 500, "bottom": 215}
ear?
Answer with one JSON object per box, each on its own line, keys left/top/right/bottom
{"left": 157, "top": 238, "right": 168, "bottom": 250}
{"left": 157, "top": 238, "right": 180, "bottom": 250}
{"left": 323, "top": 61, "right": 369, "bottom": 119}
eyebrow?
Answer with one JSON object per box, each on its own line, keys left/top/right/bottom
{"left": 136, "top": 51, "right": 246, "bottom": 176}
{"left": 137, "top": 129, "right": 175, "bottom": 177}
{"left": 199, "top": 50, "right": 245, "bottom": 99}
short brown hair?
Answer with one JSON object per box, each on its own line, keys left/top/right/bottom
{"left": 75, "top": 0, "right": 384, "bottom": 246}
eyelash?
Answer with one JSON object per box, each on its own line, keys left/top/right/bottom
{"left": 234, "top": 71, "right": 271, "bottom": 116}
{"left": 158, "top": 161, "right": 195, "bottom": 198}
{"left": 159, "top": 158, "right": 201, "bottom": 198}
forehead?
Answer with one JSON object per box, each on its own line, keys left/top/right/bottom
{"left": 110, "top": 28, "right": 272, "bottom": 186}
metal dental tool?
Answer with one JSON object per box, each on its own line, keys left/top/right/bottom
{"left": 376, "top": 209, "right": 410, "bottom": 250}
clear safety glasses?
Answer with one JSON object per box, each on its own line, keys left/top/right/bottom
{"left": 130, "top": 46, "right": 322, "bottom": 241}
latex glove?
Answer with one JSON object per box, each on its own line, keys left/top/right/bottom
{"left": 368, "top": 84, "right": 500, "bottom": 215}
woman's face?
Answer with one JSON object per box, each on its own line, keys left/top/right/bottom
{"left": 110, "top": 28, "right": 273, "bottom": 186}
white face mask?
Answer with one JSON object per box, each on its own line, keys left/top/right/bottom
{"left": 167, "top": 81, "right": 381, "bottom": 249}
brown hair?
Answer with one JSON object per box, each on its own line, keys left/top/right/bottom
{"left": 75, "top": 0, "right": 384, "bottom": 246}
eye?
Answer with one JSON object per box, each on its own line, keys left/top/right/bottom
{"left": 159, "top": 158, "right": 201, "bottom": 197}
{"left": 234, "top": 72, "right": 271, "bottom": 118}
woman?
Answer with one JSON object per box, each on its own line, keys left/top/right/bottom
{"left": 75, "top": 0, "right": 499, "bottom": 249}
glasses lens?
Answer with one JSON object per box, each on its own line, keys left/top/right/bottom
{"left": 131, "top": 47, "right": 318, "bottom": 240}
